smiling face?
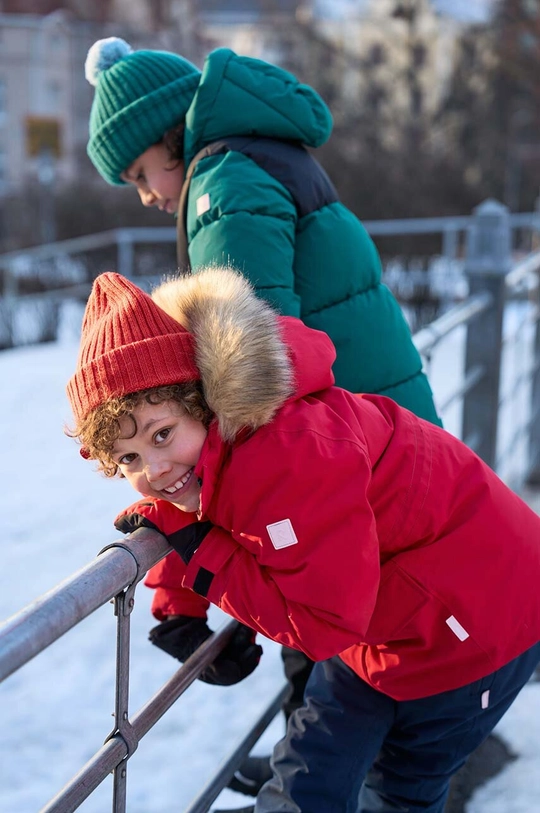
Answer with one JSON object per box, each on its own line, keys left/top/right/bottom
{"left": 112, "top": 399, "right": 207, "bottom": 512}
{"left": 121, "top": 142, "right": 184, "bottom": 214}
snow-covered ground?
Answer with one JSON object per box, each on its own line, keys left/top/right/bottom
{"left": 0, "top": 300, "right": 538, "bottom": 813}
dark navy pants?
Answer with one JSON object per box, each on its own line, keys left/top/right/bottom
{"left": 255, "top": 642, "right": 540, "bottom": 813}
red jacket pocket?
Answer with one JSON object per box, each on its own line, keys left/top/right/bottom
{"left": 362, "top": 562, "right": 428, "bottom": 645}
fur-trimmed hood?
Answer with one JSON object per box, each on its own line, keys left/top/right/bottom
{"left": 152, "top": 267, "right": 288, "bottom": 442}
{"left": 151, "top": 267, "right": 336, "bottom": 442}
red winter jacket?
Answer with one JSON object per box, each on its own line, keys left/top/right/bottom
{"left": 143, "top": 274, "right": 540, "bottom": 701}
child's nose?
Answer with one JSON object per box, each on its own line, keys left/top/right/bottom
{"left": 145, "top": 458, "right": 171, "bottom": 483}
{"left": 139, "top": 188, "right": 156, "bottom": 208}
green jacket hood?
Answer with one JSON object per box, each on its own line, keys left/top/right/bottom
{"left": 183, "top": 48, "right": 333, "bottom": 165}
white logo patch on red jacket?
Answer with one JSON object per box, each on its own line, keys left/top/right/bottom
{"left": 266, "top": 519, "right": 298, "bottom": 550}
{"left": 445, "top": 615, "right": 469, "bottom": 641}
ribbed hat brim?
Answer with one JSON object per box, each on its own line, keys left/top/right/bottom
{"left": 88, "top": 73, "right": 200, "bottom": 185}
{"left": 67, "top": 273, "right": 200, "bottom": 422}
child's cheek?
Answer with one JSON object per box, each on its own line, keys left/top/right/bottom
{"left": 126, "top": 472, "right": 147, "bottom": 495}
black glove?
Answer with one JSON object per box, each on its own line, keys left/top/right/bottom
{"left": 114, "top": 498, "right": 212, "bottom": 564}
{"left": 148, "top": 615, "right": 263, "bottom": 686}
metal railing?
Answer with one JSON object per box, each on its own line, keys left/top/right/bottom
{"left": 422, "top": 201, "right": 540, "bottom": 484}
{"left": 0, "top": 202, "right": 538, "bottom": 349}
{"left": 1, "top": 199, "right": 540, "bottom": 812}
{"left": 0, "top": 526, "right": 286, "bottom": 813}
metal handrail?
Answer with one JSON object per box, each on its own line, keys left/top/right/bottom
{"left": 0, "top": 528, "right": 169, "bottom": 682}
{"left": 364, "top": 210, "right": 538, "bottom": 236}
{"left": 0, "top": 526, "right": 282, "bottom": 813}
{"left": 0, "top": 209, "right": 536, "bottom": 272}
{"left": 0, "top": 228, "right": 177, "bottom": 269}
{"left": 41, "top": 617, "right": 241, "bottom": 813}
{"left": 505, "top": 249, "right": 540, "bottom": 289}
{"left": 413, "top": 291, "right": 492, "bottom": 356}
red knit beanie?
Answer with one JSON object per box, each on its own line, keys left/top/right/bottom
{"left": 67, "top": 272, "right": 199, "bottom": 423}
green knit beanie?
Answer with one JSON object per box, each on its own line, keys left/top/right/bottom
{"left": 85, "top": 37, "right": 201, "bottom": 185}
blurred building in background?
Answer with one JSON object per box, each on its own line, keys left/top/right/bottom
{"left": 0, "top": 2, "right": 196, "bottom": 195}
{"left": 0, "top": 0, "right": 199, "bottom": 247}
{"left": 2, "top": 0, "right": 537, "bottom": 254}
{"left": 0, "top": 10, "right": 71, "bottom": 195}
{"left": 0, "top": 0, "right": 494, "bottom": 196}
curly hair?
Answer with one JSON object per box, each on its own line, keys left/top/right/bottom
{"left": 68, "top": 382, "right": 213, "bottom": 477}
{"left": 162, "top": 122, "right": 185, "bottom": 165}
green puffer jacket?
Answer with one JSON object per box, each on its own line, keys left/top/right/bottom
{"left": 181, "top": 48, "right": 440, "bottom": 424}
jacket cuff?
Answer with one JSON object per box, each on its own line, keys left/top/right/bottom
{"left": 149, "top": 586, "right": 210, "bottom": 622}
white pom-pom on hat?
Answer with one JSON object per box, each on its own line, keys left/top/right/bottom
{"left": 85, "top": 37, "right": 133, "bottom": 86}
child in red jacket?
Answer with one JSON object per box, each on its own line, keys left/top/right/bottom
{"left": 67, "top": 268, "right": 540, "bottom": 813}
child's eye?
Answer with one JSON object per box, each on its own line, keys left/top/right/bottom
{"left": 155, "top": 428, "right": 170, "bottom": 444}
{"left": 136, "top": 171, "right": 146, "bottom": 184}
{"left": 118, "top": 453, "right": 136, "bottom": 466}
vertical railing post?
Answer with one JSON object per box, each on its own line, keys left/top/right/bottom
{"left": 528, "top": 192, "right": 540, "bottom": 483}
{"left": 116, "top": 231, "right": 134, "bottom": 279}
{"left": 527, "top": 262, "right": 540, "bottom": 484}
{"left": 442, "top": 226, "right": 459, "bottom": 262}
{"left": 109, "top": 589, "right": 136, "bottom": 813}
{"left": 462, "top": 200, "right": 512, "bottom": 468}
{"left": 98, "top": 536, "right": 141, "bottom": 813}
{"left": 0, "top": 261, "right": 17, "bottom": 349}
{"left": 532, "top": 189, "right": 540, "bottom": 251}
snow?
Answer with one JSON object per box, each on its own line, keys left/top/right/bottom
{"left": 0, "top": 300, "right": 538, "bottom": 812}
{"left": 467, "top": 683, "right": 540, "bottom": 813}
{"left": 0, "top": 305, "right": 285, "bottom": 813}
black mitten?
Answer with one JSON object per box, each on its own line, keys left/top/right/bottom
{"left": 149, "top": 616, "right": 212, "bottom": 662}
{"left": 114, "top": 499, "right": 211, "bottom": 564}
{"left": 148, "top": 615, "right": 262, "bottom": 686}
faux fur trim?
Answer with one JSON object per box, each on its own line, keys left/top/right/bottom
{"left": 152, "top": 267, "right": 294, "bottom": 442}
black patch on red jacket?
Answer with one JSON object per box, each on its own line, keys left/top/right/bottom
{"left": 192, "top": 567, "right": 214, "bottom": 597}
